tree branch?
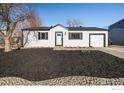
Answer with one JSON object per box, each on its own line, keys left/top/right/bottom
{"left": 0, "top": 29, "right": 5, "bottom": 37}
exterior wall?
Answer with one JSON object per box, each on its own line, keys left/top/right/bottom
{"left": 109, "top": 29, "right": 124, "bottom": 45}
{"left": 109, "top": 19, "right": 124, "bottom": 29}
{"left": 64, "top": 31, "right": 108, "bottom": 47}
{"left": 49, "top": 25, "right": 68, "bottom": 47}
{"left": 23, "top": 25, "right": 68, "bottom": 48}
{"left": 23, "top": 26, "right": 108, "bottom": 48}
{"left": 64, "top": 31, "right": 89, "bottom": 47}
{"left": 23, "top": 30, "right": 51, "bottom": 48}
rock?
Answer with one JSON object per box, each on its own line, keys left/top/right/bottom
{"left": 0, "top": 76, "right": 124, "bottom": 85}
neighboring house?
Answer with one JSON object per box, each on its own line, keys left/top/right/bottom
{"left": 0, "top": 36, "right": 4, "bottom": 44}
{"left": 22, "top": 24, "right": 108, "bottom": 48}
{"left": 109, "top": 19, "right": 124, "bottom": 45}
{"left": 12, "top": 31, "right": 22, "bottom": 44}
{"left": 0, "top": 30, "right": 22, "bottom": 45}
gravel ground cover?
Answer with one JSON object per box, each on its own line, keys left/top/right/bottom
{"left": 1, "top": 76, "right": 124, "bottom": 85}
{"left": 0, "top": 48, "right": 124, "bottom": 85}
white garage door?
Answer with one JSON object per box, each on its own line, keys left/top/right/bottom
{"left": 90, "top": 34, "right": 105, "bottom": 47}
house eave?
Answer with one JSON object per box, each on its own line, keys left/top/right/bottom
{"left": 22, "top": 24, "right": 108, "bottom": 31}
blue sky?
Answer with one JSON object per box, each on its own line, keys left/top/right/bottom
{"left": 32, "top": 3, "right": 124, "bottom": 28}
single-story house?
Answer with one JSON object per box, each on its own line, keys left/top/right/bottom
{"left": 22, "top": 24, "right": 108, "bottom": 48}
{"left": 109, "top": 19, "right": 124, "bottom": 45}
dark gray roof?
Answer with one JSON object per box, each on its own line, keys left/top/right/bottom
{"left": 109, "top": 19, "right": 124, "bottom": 30}
{"left": 22, "top": 27, "right": 51, "bottom": 31}
{"left": 67, "top": 27, "right": 107, "bottom": 31}
{"left": 22, "top": 24, "right": 107, "bottom": 31}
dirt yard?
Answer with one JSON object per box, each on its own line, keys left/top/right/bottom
{"left": 0, "top": 48, "right": 124, "bottom": 83}
{"left": 0, "top": 48, "right": 124, "bottom": 81}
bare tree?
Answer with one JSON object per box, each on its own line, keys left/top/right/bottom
{"left": 26, "top": 10, "right": 42, "bottom": 28}
{"left": 22, "top": 10, "right": 42, "bottom": 47}
{"left": 66, "top": 19, "right": 72, "bottom": 27}
{"left": 0, "top": 4, "right": 40, "bottom": 52}
{"left": 66, "top": 19, "right": 83, "bottom": 27}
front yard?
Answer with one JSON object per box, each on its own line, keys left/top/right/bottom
{"left": 0, "top": 48, "right": 124, "bottom": 85}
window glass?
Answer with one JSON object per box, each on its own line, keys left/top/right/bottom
{"left": 69, "top": 32, "right": 82, "bottom": 40}
{"left": 41, "top": 33, "right": 45, "bottom": 39}
{"left": 0, "top": 37, "right": 4, "bottom": 44}
{"left": 38, "top": 32, "right": 41, "bottom": 40}
{"left": 46, "top": 33, "right": 48, "bottom": 39}
{"left": 38, "top": 32, "right": 48, "bottom": 40}
{"left": 13, "top": 37, "right": 19, "bottom": 43}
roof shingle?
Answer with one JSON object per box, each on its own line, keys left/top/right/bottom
{"left": 22, "top": 24, "right": 107, "bottom": 31}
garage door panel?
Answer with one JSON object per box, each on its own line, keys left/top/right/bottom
{"left": 90, "top": 35, "right": 105, "bottom": 47}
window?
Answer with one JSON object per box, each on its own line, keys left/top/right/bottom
{"left": 38, "top": 32, "right": 48, "bottom": 40}
{"left": 0, "top": 37, "right": 4, "bottom": 44}
{"left": 12, "top": 37, "right": 20, "bottom": 43}
{"left": 57, "top": 34, "right": 61, "bottom": 36}
{"left": 69, "top": 32, "right": 82, "bottom": 40}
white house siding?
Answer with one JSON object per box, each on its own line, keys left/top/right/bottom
{"left": 64, "top": 31, "right": 89, "bottom": 47}
{"left": 49, "top": 25, "right": 68, "bottom": 47}
{"left": 23, "top": 30, "right": 52, "bottom": 48}
{"left": 23, "top": 25, "right": 108, "bottom": 48}
{"left": 64, "top": 31, "right": 108, "bottom": 47}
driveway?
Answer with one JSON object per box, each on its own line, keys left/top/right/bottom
{"left": 98, "top": 47, "right": 124, "bottom": 59}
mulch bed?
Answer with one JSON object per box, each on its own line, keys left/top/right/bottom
{"left": 0, "top": 48, "right": 124, "bottom": 81}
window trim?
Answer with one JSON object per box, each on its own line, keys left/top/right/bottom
{"left": 0, "top": 37, "right": 4, "bottom": 44}
{"left": 38, "top": 32, "right": 48, "bottom": 40}
{"left": 68, "top": 32, "right": 83, "bottom": 40}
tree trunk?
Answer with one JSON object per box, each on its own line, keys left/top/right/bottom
{"left": 4, "top": 37, "right": 12, "bottom": 52}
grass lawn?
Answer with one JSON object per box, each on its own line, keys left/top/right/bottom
{"left": 0, "top": 48, "right": 124, "bottom": 81}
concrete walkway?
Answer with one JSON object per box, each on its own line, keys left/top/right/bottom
{"left": 98, "top": 48, "right": 124, "bottom": 59}
{"left": 53, "top": 47, "right": 96, "bottom": 51}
